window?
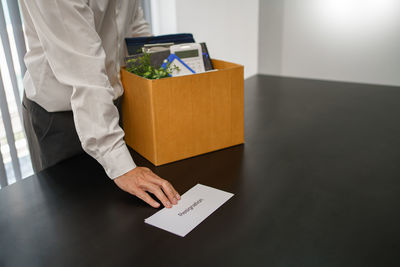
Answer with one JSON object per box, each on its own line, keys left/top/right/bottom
{"left": 0, "top": 0, "right": 33, "bottom": 189}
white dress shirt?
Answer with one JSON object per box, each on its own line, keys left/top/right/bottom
{"left": 20, "top": 0, "right": 151, "bottom": 178}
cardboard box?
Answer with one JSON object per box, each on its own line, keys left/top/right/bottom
{"left": 121, "top": 59, "right": 244, "bottom": 166}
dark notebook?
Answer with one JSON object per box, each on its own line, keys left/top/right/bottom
{"left": 125, "top": 33, "right": 195, "bottom": 55}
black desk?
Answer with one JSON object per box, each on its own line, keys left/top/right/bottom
{"left": 1, "top": 75, "right": 400, "bottom": 267}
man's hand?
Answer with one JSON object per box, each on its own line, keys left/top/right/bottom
{"left": 114, "top": 167, "right": 181, "bottom": 208}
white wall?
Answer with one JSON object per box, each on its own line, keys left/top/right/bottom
{"left": 259, "top": 0, "right": 400, "bottom": 86}
{"left": 150, "top": 0, "right": 178, "bottom": 35}
{"left": 151, "top": 0, "right": 260, "bottom": 79}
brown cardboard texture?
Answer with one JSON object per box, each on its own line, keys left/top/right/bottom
{"left": 121, "top": 59, "right": 244, "bottom": 166}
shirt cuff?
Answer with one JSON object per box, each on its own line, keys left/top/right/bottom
{"left": 101, "top": 144, "right": 137, "bottom": 179}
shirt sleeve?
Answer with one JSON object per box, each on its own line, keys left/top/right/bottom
{"left": 21, "top": 0, "right": 136, "bottom": 179}
{"left": 128, "top": 2, "right": 152, "bottom": 37}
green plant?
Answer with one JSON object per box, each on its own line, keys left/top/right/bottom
{"left": 126, "top": 52, "right": 179, "bottom": 79}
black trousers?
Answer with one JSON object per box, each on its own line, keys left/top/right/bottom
{"left": 22, "top": 94, "right": 122, "bottom": 173}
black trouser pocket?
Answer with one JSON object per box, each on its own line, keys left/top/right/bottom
{"left": 22, "top": 94, "right": 84, "bottom": 173}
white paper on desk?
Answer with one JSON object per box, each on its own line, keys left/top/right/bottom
{"left": 145, "top": 183, "right": 234, "bottom": 237}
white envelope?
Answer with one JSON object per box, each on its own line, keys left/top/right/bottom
{"left": 145, "top": 183, "right": 234, "bottom": 237}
